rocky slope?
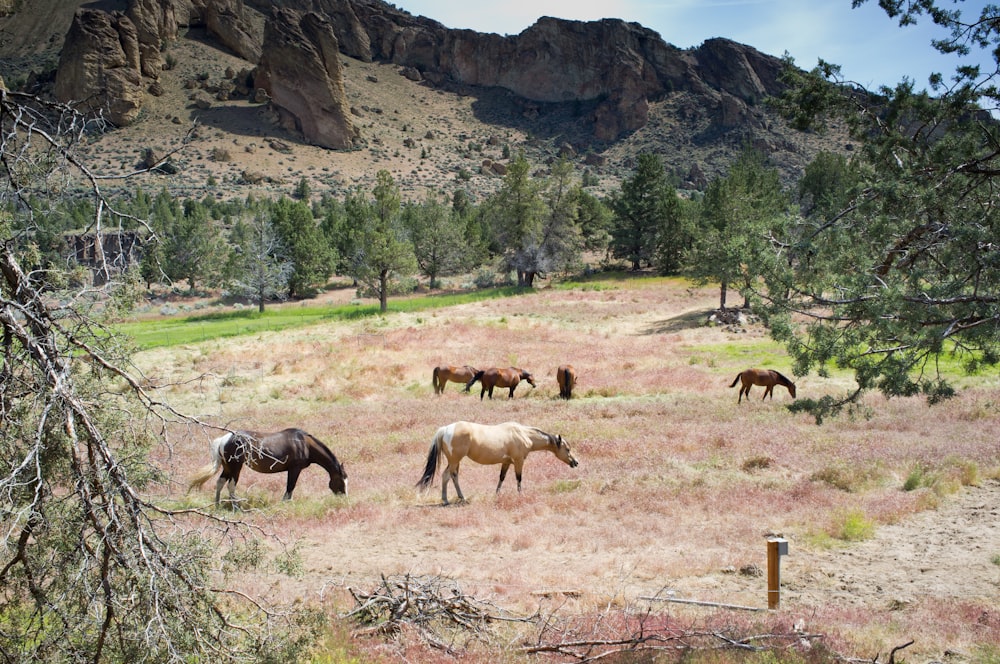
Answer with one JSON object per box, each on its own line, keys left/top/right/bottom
{"left": 0, "top": 0, "right": 851, "bottom": 201}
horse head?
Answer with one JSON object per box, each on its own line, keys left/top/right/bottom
{"left": 552, "top": 434, "right": 578, "bottom": 468}
{"left": 329, "top": 472, "right": 347, "bottom": 495}
{"left": 327, "top": 455, "right": 348, "bottom": 494}
{"left": 521, "top": 370, "right": 536, "bottom": 387}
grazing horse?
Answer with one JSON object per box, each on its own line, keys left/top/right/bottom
{"left": 416, "top": 421, "right": 579, "bottom": 505}
{"left": 729, "top": 368, "right": 797, "bottom": 403}
{"left": 465, "top": 366, "right": 536, "bottom": 400}
{"left": 556, "top": 364, "right": 576, "bottom": 399}
{"left": 188, "top": 428, "right": 347, "bottom": 505}
{"left": 432, "top": 365, "right": 478, "bottom": 394}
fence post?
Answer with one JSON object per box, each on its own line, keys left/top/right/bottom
{"left": 767, "top": 537, "right": 789, "bottom": 609}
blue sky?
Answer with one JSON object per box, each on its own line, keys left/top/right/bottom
{"left": 393, "top": 1, "right": 996, "bottom": 92}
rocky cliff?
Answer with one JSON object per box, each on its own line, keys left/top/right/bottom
{"left": 254, "top": 7, "right": 357, "bottom": 150}
{"left": 272, "top": 0, "right": 787, "bottom": 141}
{"left": 24, "top": 0, "right": 792, "bottom": 142}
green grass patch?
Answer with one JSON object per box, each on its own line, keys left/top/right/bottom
{"left": 116, "top": 286, "right": 530, "bottom": 350}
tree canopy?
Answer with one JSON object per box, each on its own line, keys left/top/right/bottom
{"left": 761, "top": 0, "right": 1000, "bottom": 419}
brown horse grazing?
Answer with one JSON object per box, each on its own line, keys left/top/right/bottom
{"left": 556, "top": 364, "right": 576, "bottom": 399}
{"left": 465, "top": 367, "right": 536, "bottom": 400}
{"left": 188, "top": 428, "right": 347, "bottom": 505}
{"left": 730, "top": 368, "right": 797, "bottom": 403}
{"left": 416, "top": 421, "right": 578, "bottom": 505}
{"left": 432, "top": 365, "right": 478, "bottom": 394}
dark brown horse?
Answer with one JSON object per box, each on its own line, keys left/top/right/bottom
{"left": 188, "top": 428, "right": 347, "bottom": 504}
{"left": 465, "top": 366, "right": 536, "bottom": 400}
{"left": 729, "top": 368, "right": 797, "bottom": 403}
{"left": 556, "top": 364, "right": 576, "bottom": 399}
{"left": 432, "top": 365, "right": 478, "bottom": 394}
{"left": 416, "top": 421, "right": 578, "bottom": 505}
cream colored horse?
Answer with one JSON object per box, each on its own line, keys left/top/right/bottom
{"left": 416, "top": 421, "right": 578, "bottom": 505}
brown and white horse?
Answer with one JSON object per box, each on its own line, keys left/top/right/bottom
{"left": 188, "top": 428, "right": 347, "bottom": 504}
{"left": 729, "top": 368, "right": 797, "bottom": 403}
{"left": 465, "top": 367, "right": 535, "bottom": 400}
{"left": 416, "top": 421, "right": 578, "bottom": 505}
{"left": 432, "top": 365, "right": 478, "bottom": 394}
{"left": 556, "top": 364, "right": 576, "bottom": 399}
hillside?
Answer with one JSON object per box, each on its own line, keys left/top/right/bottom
{"left": 0, "top": 0, "right": 852, "bottom": 202}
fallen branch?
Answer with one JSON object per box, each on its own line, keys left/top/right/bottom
{"left": 639, "top": 595, "right": 765, "bottom": 611}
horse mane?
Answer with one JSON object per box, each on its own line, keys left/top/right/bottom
{"left": 304, "top": 431, "right": 345, "bottom": 476}
{"left": 771, "top": 370, "right": 794, "bottom": 387}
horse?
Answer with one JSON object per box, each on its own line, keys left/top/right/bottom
{"left": 465, "top": 366, "right": 536, "bottom": 400}
{"left": 416, "top": 421, "right": 579, "bottom": 505}
{"left": 188, "top": 428, "right": 347, "bottom": 505}
{"left": 556, "top": 364, "right": 576, "bottom": 399}
{"left": 729, "top": 368, "right": 797, "bottom": 403}
{"left": 432, "top": 365, "right": 478, "bottom": 394}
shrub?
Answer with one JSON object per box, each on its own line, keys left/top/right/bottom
{"left": 834, "top": 509, "right": 875, "bottom": 541}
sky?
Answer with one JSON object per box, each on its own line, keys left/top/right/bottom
{"left": 392, "top": 0, "right": 997, "bottom": 92}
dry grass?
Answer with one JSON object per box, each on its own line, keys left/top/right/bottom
{"left": 140, "top": 277, "right": 1000, "bottom": 661}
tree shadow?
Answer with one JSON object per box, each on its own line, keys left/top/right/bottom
{"left": 638, "top": 309, "right": 710, "bottom": 335}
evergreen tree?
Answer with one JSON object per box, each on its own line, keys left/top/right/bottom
{"left": 270, "top": 197, "right": 335, "bottom": 298}
{"left": 226, "top": 210, "right": 293, "bottom": 312}
{"left": 402, "top": 192, "right": 468, "bottom": 289}
{"left": 683, "top": 148, "right": 790, "bottom": 311}
{"left": 346, "top": 170, "right": 418, "bottom": 311}
{"left": 161, "top": 198, "right": 225, "bottom": 292}
{"left": 609, "top": 153, "right": 681, "bottom": 270}
{"left": 764, "top": 1, "right": 1000, "bottom": 417}
{"left": 484, "top": 153, "right": 546, "bottom": 286}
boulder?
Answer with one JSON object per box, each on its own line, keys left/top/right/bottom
{"left": 54, "top": 9, "right": 144, "bottom": 126}
{"left": 254, "top": 7, "right": 356, "bottom": 150}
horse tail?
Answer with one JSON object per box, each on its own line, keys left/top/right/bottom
{"left": 729, "top": 372, "right": 742, "bottom": 388}
{"left": 432, "top": 367, "right": 440, "bottom": 391}
{"left": 416, "top": 429, "right": 442, "bottom": 490}
{"left": 465, "top": 370, "right": 484, "bottom": 391}
{"left": 187, "top": 432, "right": 230, "bottom": 492}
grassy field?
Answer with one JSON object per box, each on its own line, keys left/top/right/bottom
{"left": 128, "top": 275, "right": 1000, "bottom": 663}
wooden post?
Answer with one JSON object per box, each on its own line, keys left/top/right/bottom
{"left": 767, "top": 537, "right": 788, "bottom": 609}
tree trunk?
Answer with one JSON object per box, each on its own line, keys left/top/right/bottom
{"left": 379, "top": 269, "right": 388, "bottom": 312}
{"left": 719, "top": 281, "right": 728, "bottom": 311}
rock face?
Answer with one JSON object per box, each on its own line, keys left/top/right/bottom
{"left": 52, "top": 0, "right": 262, "bottom": 126}
{"left": 54, "top": 9, "right": 145, "bottom": 126}
{"left": 254, "top": 7, "right": 356, "bottom": 150}
{"left": 295, "top": 0, "right": 787, "bottom": 140}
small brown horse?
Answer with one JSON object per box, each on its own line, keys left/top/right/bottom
{"left": 416, "top": 421, "right": 578, "bottom": 505}
{"left": 432, "top": 365, "right": 478, "bottom": 394}
{"left": 556, "top": 364, "right": 576, "bottom": 399}
{"left": 188, "top": 428, "right": 347, "bottom": 505}
{"left": 465, "top": 366, "right": 536, "bottom": 400}
{"left": 730, "top": 368, "right": 797, "bottom": 403}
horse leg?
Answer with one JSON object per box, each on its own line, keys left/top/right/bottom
{"left": 496, "top": 462, "right": 511, "bottom": 494}
{"left": 283, "top": 467, "right": 302, "bottom": 501}
{"left": 451, "top": 470, "right": 466, "bottom": 503}
{"left": 514, "top": 460, "right": 525, "bottom": 493}
{"left": 507, "top": 386, "right": 515, "bottom": 399}
{"left": 763, "top": 385, "right": 774, "bottom": 400}
{"left": 440, "top": 466, "right": 452, "bottom": 505}
{"left": 487, "top": 385, "right": 494, "bottom": 399}
{"left": 214, "top": 475, "right": 226, "bottom": 505}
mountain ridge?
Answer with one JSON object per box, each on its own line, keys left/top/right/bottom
{"left": 0, "top": 0, "right": 851, "bottom": 200}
